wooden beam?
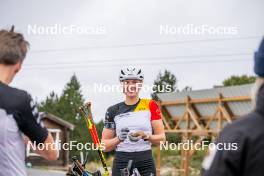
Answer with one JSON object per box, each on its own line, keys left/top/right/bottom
{"left": 165, "top": 129, "right": 220, "bottom": 134}
{"left": 160, "top": 96, "right": 251, "bottom": 106}
{"left": 171, "top": 115, "right": 240, "bottom": 120}
{"left": 187, "top": 108, "right": 203, "bottom": 130}
{"left": 174, "top": 111, "right": 187, "bottom": 130}
{"left": 205, "top": 109, "right": 219, "bottom": 129}
{"left": 158, "top": 102, "right": 172, "bottom": 130}
{"left": 182, "top": 133, "right": 190, "bottom": 176}
{"left": 222, "top": 96, "right": 251, "bottom": 102}
{"left": 161, "top": 113, "right": 172, "bottom": 130}
{"left": 219, "top": 106, "right": 232, "bottom": 123}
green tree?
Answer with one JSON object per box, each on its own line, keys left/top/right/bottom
{"left": 223, "top": 75, "right": 256, "bottom": 86}
{"left": 39, "top": 74, "right": 104, "bottom": 161}
{"left": 151, "top": 70, "right": 180, "bottom": 144}
{"left": 57, "top": 74, "right": 87, "bottom": 158}
{"left": 151, "top": 69, "right": 177, "bottom": 101}
{"left": 39, "top": 91, "right": 59, "bottom": 113}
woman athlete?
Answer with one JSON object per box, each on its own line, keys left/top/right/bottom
{"left": 102, "top": 67, "right": 166, "bottom": 176}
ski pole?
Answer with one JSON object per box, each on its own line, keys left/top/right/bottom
{"left": 79, "top": 103, "right": 109, "bottom": 176}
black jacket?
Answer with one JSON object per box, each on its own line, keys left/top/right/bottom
{"left": 203, "top": 85, "right": 264, "bottom": 176}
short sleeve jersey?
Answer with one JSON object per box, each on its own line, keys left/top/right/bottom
{"left": 104, "top": 98, "right": 161, "bottom": 152}
{"left": 0, "top": 81, "right": 48, "bottom": 176}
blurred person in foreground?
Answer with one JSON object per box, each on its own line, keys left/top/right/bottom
{"left": 202, "top": 38, "right": 264, "bottom": 176}
{"left": 0, "top": 26, "right": 58, "bottom": 176}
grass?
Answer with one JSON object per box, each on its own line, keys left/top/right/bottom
{"left": 152, "top": 146, "right": 208, "bottom": 176}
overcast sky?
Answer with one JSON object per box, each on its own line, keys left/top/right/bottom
{"left": 1, "top": 0, "right": 264, "bottom": 122}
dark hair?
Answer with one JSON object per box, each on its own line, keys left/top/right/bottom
{"left": 0, "top": 26, "right": 29, "bottom": 65}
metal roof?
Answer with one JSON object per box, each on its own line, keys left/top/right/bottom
{"left": 157, "top": 84, "right": 254, "bottom": 119}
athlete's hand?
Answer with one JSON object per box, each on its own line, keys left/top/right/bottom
{"left": 118, "top": 128, "right": 130, "bottom": 142}
{"left": 128, "top": 131, "right": 149, "bottom": 142}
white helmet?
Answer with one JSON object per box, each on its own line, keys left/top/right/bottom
{"left": 119, "top": 67, "right": 144, "bottom": 81}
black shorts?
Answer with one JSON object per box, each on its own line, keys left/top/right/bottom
{"left": 112, "top": 150, "right": 156, "bottom": 176}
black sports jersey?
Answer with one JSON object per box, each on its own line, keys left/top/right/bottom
{"left": 0, "top": 81, "right": 48, "bottom": 176}
{"left": 104, "top": 99, "right": 140, "bottom": 129}
{"left": 104, "top": 98, "right": 161, "bottom": 152}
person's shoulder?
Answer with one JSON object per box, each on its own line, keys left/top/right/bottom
{"left": 13, "top": 86, "right": 29, "bottom": 96}
{"left": 135, "top": 98, "right": 159, "bottom": 111}
{"left": 107, "top": 101, "right": 124, "bottom": 112}
{"left": 147, "top": 99, "right": 159, "bottom": 108}
{"left": 105, "top": 101, "right": 125, "bottom": 119}
{"left": 219, "top": 111, "right": 259, "bottom": 139}
{"left": 0, "top": 85, "right": 32, "bottom": 114}
{"left": 2, "top": 85, "right": 31, "bottom": 104}
{"left": 137, "top": 98, "right": 157, "bottom": 106}
{"left": 226, "top": 111, "right": 260, "bottom": 130}
{"left": 149, "top": 99, "right": 158, "bottom": 104}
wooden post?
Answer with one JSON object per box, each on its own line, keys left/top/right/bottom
{"left": 217, "top": 94, "right": 223, "bottom": 130}
{"left": 182, "top": 97, "right": 191, "bottom": 176}
{"left": 182, "top": 133, "right": 190, "bottom": 176}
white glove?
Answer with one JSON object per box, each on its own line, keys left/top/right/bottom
{"left": 118, "top": 128, "right": 130, "bottom": 142}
